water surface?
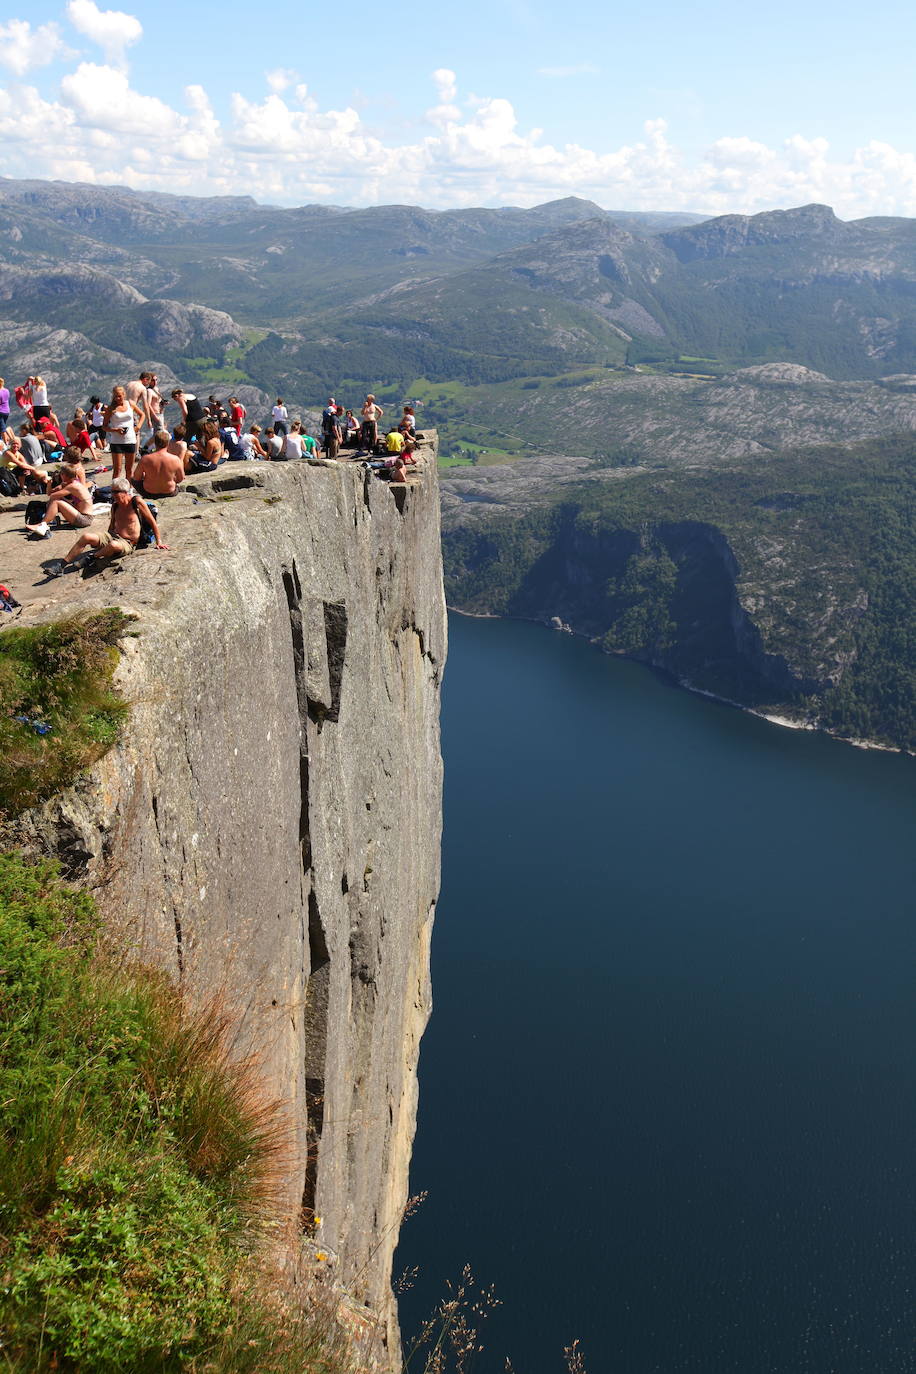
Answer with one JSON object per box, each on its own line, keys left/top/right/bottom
{"left": 398, "top": 613, "right": 916, "bottom": 1374}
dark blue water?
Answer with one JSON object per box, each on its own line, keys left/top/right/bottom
{"left": 397, "top": 613, "right": 916, "bottom": 1374}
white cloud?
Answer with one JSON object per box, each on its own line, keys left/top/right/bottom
{"left": 60, "top": 63, "right": 183, "bottom": 137}
{"left": 66, "top": 0, "right": 141, "bottom": 67}
{"left": 537, "top": 63, "right": 599, "bottom": 78}
{"left": 0, "top": 19, "right": 74, "bottom": 76}
{"left": 426, "top": 67, "right": 460, "bottom": 128}
{"left": 5, "top": 42, "right": 916, "bottom": 219}
{"left": 266, "top": 68, "right": 298, "bottom": 94}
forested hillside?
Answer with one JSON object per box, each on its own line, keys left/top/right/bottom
{"left": 441, "top": 434, "right": 916, "bottom": 749}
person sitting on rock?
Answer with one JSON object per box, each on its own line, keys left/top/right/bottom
{"left": 132, "top": 430, "right": 186, "bottom": 497}
{"left": 263, "top": 427, "right": 283, "bottom": 460}
{"left": 399, "top": 404, "right": 417, "bottom": 436}
{"left": 186, "top": 420, "right": 224, "bottom": 473}
{"left": 47, "top": 477, "right": 167, "bottom": 575}
{"left": 385, "top": 427, "right": 405, "bottom": 455}
{"left": 35, "top": 415, "right": 68, "bottom": 455}
{"left": 168, "top": 424, "right": 188, "bottom": 465}
{"left": 18, "top": 422, "right": 46, "bottom": 468}
{"left": 2, "top": 436, "right": 51, "bottom": 494}
{"left": 66, "top": 408, "right": 94, "bottom": 453}
{"left": 26, "top": 461, "right": 93, "bottom": 538}
{"left": 281, "top": 417, "right": 313, "bottom": 461}
{"left": 239, "top": 424, "right": 268, "bottom": 459}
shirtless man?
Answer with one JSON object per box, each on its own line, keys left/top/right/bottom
{"left": 125, "top": 372, "right": 152, "bottom": 452}
{"left": 26, "top": 462, "right": 93, "bottom": 538}
{"left": 168, "top": 424, "right": 188, "bottom": 465}
{"left": 132, "top": 430, "right": 186, "bottom": 496}
{"left": 360, "top": 394, "right": 384, "bottom": 451}
{"left": 48, "top": 478, "right": 167, "bottom": 575}
{"left": 145, "top": 373, "right": 165, "bottom": 436}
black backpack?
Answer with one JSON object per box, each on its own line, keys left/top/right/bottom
{"left": 134, "top": 498, "right": 159, "bottom": 549}
{"left": 0, "top": 469, "right": 20, "bottom": 497}
{"left": 24, "top": 499, "right": 46, "bottom": 525}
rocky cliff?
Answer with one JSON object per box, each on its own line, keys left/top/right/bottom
{"left": 439, "top": 431, "right": 916, "bottom": 750}
{"left": 3, "top": 444, "right": 446, "bottom": 1364}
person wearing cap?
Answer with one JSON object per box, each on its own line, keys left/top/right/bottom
{"left": 321, "top": 400, "right": 342, "bottom": 458}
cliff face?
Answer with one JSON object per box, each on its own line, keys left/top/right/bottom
{"left": 9, "top": 448, "right": 446, "bottom": 1362}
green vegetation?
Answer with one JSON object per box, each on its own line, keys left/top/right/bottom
{"left": 180, "top": 329, "right": 269, "bottom": 387}
{"left": 438, "top": 455, "right": 474, "bottom": 469}
{"left": 0, "top": 853, "right": 352, "bottom": 1372}
{"left": 0, "top": 612, "right": 131, "bottom": 818}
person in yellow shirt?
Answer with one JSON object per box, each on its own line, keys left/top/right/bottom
{"left": 385, "top": 428, "right": 404, "bottom": 454}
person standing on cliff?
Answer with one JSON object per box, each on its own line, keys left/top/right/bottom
{"left": 322, "top": 400, "right": 342, "bottom": 458}
{"left": 360, "top": 394, "right": 384, "bottom": 451}
{"left": 272, "top": 397, "right": 288, "bottom": 437}
{"left": 103, "top": 385, "right": 144, "bottom": 481}
{"left": 171, "top": 388, "right": 206, "bottom": 444}
{"left": 126, "top": 373, "right": 152, "bottom": 455}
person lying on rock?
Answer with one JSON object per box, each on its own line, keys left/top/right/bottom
{"left": 26, "top": 462, "right": 93, "bottom": 538}
{"left": 47, "top": 477, "right": 168, "bottom": 576}
{"left": 132, "top": 430, "right": 186, "bottom": 497}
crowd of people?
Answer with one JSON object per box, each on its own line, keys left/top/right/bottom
{"left": 0, "top": 372, "right": 425, "bottom": 580}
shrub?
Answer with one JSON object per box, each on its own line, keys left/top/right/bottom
{"left": 0, "top": 610, "right": 131, "bottom": 817}
{"left": 0, "top": 854, "right": 351, "bottom": 1372}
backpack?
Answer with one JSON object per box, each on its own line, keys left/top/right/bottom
{"left": 220, "top": 427, "right": 247, "bottom": 461}
{"left": 24, "top": 499, "right": 46, "bottom": 526}
{"left": 134, "top": 498, "right": 159, "bottom": 550}
{"left": 0, "top": 584, "right": 20, "bottom": 613}
{"left": 0, "top": 468, "right": 20, "bottom": 497}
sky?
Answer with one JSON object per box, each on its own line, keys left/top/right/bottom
{"left": 3, "top": 0, "right": 916, "bottom": 217}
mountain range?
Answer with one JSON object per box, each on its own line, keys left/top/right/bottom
{"left": 8, "top": 180, "right": 916, "bottom": 444}
{"left": 1, "top": 178, "right": 913, "bottom": 748}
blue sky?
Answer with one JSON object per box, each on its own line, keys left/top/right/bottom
{"left": 2, "top": 0, "right": 916, "bottom": 215}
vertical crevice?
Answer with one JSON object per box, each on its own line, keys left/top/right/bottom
{"left": 322, "top": 601, "right": 348, "bottom": 724}
{"left": 302, "top": 887, "right": 331, "bottom": 1226}
{"left": 282, "top": 564, "right": 312, "bottom": 870}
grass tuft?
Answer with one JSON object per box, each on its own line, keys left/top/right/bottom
{"left": 0, "top": 611, "right": 131, "bottom": 818}
{"left": 0, "top": 853, "right": 354, "bottom": 1372}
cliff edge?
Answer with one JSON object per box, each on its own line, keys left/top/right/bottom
{"left": 2, "top": 442, "right": 446, "bottom": 1365}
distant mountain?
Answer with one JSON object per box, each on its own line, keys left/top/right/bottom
{"left": 10, "top": 176, "right": 916, "bottom": 431}
{"left": 0, "top": 179, "right": 695, "bottom": 320}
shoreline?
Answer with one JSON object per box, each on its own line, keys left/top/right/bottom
{"left": 447, "top": 604, "right": 910, "bottom": 757}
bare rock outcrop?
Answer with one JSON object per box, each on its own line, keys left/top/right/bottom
{"left": 4, "top": 445, "right": 445, "bottom": 1365}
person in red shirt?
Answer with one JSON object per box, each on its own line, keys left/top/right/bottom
{"left": 66, "top": 408, "right": 93, "bottom": 453}
{"left": 228, "top": 396, "right": 246, "bottom": 432}
{"left": 36, "top": 416, "right": 67, "bottom": 450}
